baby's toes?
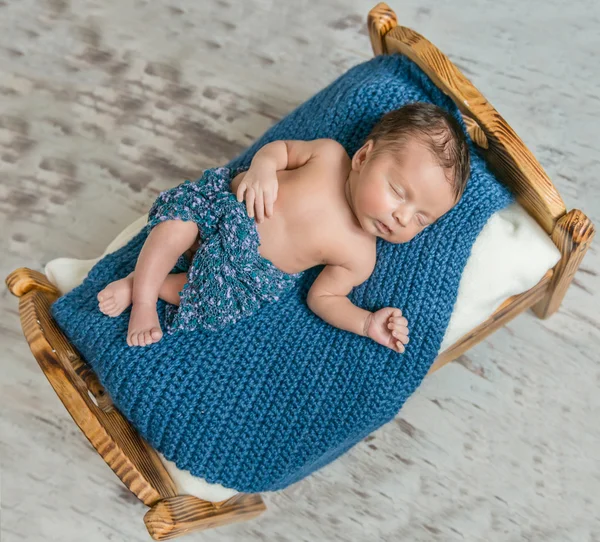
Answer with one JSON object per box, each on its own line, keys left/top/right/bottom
{"left": 97, "top": 290, "right": 112, "bottom": 303}
{"left": 99, "top": 297, "right": 115, "bottom": 308}
{"left": 100, "top": 300, "right": 116, "bottom": 312}
{"left": 150, "top": 328, "right": 163, "bottom": 341}
{"left": 99, "top": 304, "right": 115, "bottom": 316}
{"left": 143, "top": 330, "right": 153, "bottom": 345}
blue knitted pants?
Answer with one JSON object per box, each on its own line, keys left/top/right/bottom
{"left": 147, "top": 167, "right": 304, "bottom": 334}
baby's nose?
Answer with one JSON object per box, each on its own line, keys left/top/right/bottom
{"left": 394, "top": 210, "right": 411, "bottom": 227}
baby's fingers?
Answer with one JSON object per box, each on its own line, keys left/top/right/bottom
{"left": 264, "top": 190, "right": 276, "bottom": 218}
{"left": 236, "top": 182, "right": 247, "bottom": 203}
{"left": 387, "top": 320, "right": 409, "bottom": 333}
{"left": 390, "top": 316, "right": 409, "bottom": 327}
{"left": 245, "top": 187, "right": 255, "bottom": 218}
{"left": 392, "top": 329, "right": 409, "bottom": 345}
{"left": 389, "top": 323, "right": 408, "bottom": 335}
{"left": 254, "top": 190, "right": 264, "bottom": 222}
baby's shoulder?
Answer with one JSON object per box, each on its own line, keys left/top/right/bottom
{"left": 306, "top": 139, "right": 351, "bottom": 184}
{"left": 348, "top": 234, "right": 377, "bottom": 274}
{"left": 314, "top": 138, "right": 350, "bottom": 160}
{"left": 329, "top": 229, "right": 377, "bottom": 279}
{"left": 313, "top": 138, "right": 347, "bottom": 155}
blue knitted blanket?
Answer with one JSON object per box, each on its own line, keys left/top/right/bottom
{"left": 51, "top": 55, "right": 513, "bottom": 493}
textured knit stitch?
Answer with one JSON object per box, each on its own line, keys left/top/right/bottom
{"left": 147, "top": 166, "right": 304, "bottom": 333}
{"left": 51, "top": 54, "right": 514, "bottom": 494}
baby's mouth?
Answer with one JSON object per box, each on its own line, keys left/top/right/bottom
{"left": 375, "top": 220, "right": 392, "bottom": 234}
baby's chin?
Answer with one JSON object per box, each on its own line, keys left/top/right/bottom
{"left": 385, "top": 236, "right": 413, "bottom": 245}
{"left": 381, "top": 230, "right": 419, "bottom": 244}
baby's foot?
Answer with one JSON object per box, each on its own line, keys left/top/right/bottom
{"left": 127, "top": 302, "right": 163, "bottom": 347}
{"left": 97, "top": 274, "right": 134, "bottom": 317}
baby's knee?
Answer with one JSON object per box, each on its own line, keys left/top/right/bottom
{"left": 153, "top": 219, "right": 200, "bottom": 245}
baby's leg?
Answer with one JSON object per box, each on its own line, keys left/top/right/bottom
{"left": 157, "top": 273, "right": 188, "bottom": 306}
{"left": 128, "top": 220, "right": 198, "bottom": 347}
{"left": 98, "top": 272, "right": 187, "bottom": 317}
{"left": 98, "top": 272, "right": 134, "bottom": 317}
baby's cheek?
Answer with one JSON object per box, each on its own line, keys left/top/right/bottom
{"left": 395, "top": 229, "right": 417, "bottom": 244}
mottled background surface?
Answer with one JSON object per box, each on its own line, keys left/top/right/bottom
{"left": 1, "top": 0, "right": 599, "bottom": 540}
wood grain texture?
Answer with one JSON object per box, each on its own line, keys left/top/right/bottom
{"left": 367, "top": 2, "right": 398, "bottom": 55}
{"left": 463, "top": 116, "right": 489, "bottom": 149}
{"left": 144, "top": 494, "right": 267, "bottom": 540}
{"left": 5, "top": 268, "right": 179, "bottom": 506}
{"left": 532, "top": 209, "right": 596, "bottom": 318}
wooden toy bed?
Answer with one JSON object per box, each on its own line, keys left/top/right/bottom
{"left": 5, "top": 3, "right": 595, "bottom": 540}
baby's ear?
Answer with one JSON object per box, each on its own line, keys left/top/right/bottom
{"left": 352, "top": 139, "right": 375, "bottom": 172}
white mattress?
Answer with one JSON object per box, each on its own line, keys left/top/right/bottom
{"left": 45, "top": 201, "right": 561, "bottom": 501}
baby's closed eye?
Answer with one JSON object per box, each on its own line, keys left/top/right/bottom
{"left": 417, "top": 214, "right": 429, "bottom": 227}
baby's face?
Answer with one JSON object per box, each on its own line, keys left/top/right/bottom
{"left": 349, "top": 138, "right": 459, "bottom": 244}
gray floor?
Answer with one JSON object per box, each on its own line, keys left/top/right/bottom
{"left": 2, "top": 1, "right": 599, "bottom": 540}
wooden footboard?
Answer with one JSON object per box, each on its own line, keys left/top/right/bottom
{"left": 5, "top": 268, "right": 266, "bottom": 540}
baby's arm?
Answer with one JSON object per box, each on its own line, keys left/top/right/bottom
{"left": 306, "top": 260, "right": 410, "bottom": 353}
{"left": 237, "top": 139, "right": 346, "bottom": 221}
{"left": 250, "top": 138, "right": 344, "bottom": 171}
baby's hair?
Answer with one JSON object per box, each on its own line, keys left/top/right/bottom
{"left": 365, "top": 102, "right": 471, "bottom": 202}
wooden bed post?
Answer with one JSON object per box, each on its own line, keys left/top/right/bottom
{"left": 532, "top": 209, "right": 596, "bottom": 319}
{"left": 368, "top": 2, "right": 398, "bottom": 55}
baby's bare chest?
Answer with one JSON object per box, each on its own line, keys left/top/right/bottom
{"left": 230, "top": 164, "right": 370, "bottom": 274}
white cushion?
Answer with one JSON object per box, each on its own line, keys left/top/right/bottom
{"left": 439, "top": 202, "right": 561, "bottom": 351}
{"left": 44, "top": 201, "right": 561, "bottom": 501}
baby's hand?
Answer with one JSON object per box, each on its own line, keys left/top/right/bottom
{"left": 364, "top": 307, "right": 409, "bottom": 353}
{"left": 236, "top": 164, "right": 279, "bottom": 223}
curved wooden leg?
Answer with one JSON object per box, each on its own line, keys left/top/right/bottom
{"left": 144, "top": 494, "right": 267, "bottom": 540}
{"left": 7, "top": 267, "right": 267, "bottom": 538}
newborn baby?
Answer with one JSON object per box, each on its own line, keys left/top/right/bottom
{"left": 97, "top": 102, "right": 470, "bottom": 352}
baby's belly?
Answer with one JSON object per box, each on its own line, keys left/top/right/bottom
{"left": 186, "top": 215, "right": 312, "bottom": 275}
{"left": 254, "top": 219, "right": 317, "bottom": 274}
{"left": 229, "top": 169, "right": 326, "bottom": 275}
